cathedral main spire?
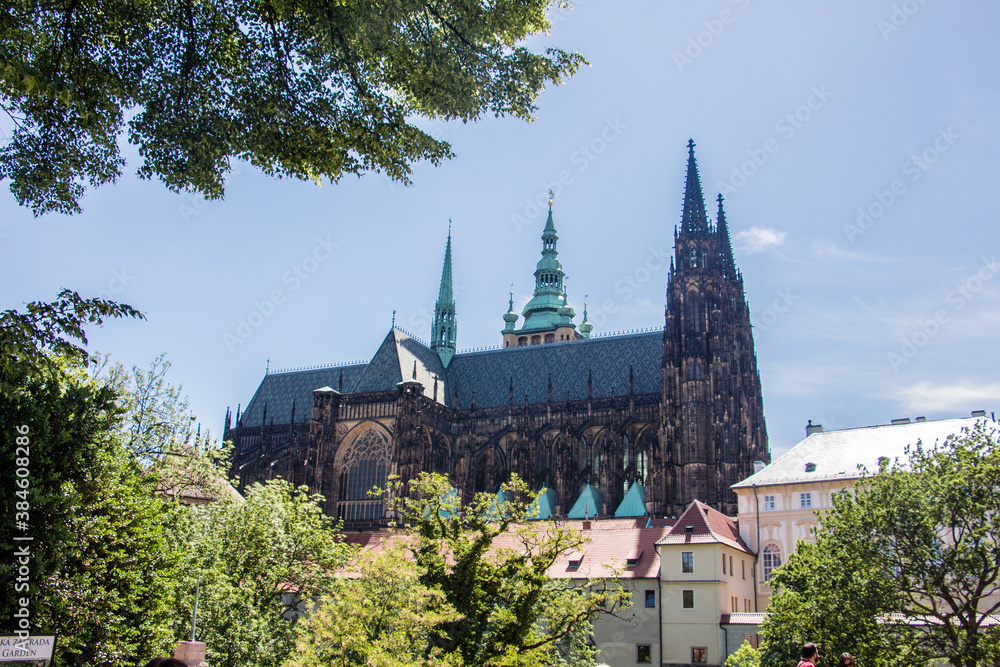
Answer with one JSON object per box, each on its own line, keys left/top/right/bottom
{"left": 431, "top": 224, "right": 456, "bottom": 367}
{"left": 681, "top": 139, "right": 710, "bottom": 234}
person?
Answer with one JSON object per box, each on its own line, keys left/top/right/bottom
{"left": 797, "top": 643, "right": 819, "bottom": 667}
{"left": 144, "top": 659, "right": 187, "bottom": 667}
{"left": 839, "top": 653, "right": 855, "bottom": 667}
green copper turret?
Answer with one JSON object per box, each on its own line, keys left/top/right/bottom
{"left": 519, "top": 202, "right": 573, "bottom": 332}
{"left": 431, "top": 226, "right": 456, "bottom": 367}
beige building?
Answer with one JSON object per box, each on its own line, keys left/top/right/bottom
{"left": 732, "top": 413, "right": 989, "bottom": 609}
{"left": 656, "top": 501, "right": 757, "bottom": 667}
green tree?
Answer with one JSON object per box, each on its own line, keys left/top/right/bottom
{"left": 168, "top": 478, "right": 351, "bottom": 667}
{"left": 1, "top": 0, "right": 585, "bottom": 215}
{"left": 284, "top": 543, "right": 462, "bottom": 667}
{"left": 725, "top": 640, "right": 760, "bottom": 667}
{"left": 760, "top": 421, "right": 1000, "bottom": 667}
{"left": 390, "top": 472, "right": 628, "bottom": 667}
{"left": 99, "top": 353, "right": 234, "bottom": 500}
{"left": 1, "top": 291, "right": 181, "bottom": 666}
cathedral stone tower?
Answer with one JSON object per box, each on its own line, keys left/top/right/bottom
{"left": 660, "top": 140, "right": 769, "bottom": 516}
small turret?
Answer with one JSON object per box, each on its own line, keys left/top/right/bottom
{"left": 578, "top": 302, "right": 594, "bottom": 339}
{"left": 502, "top": 291, "right": 518, "bottom": 333}
{"left": 558, "top": 285, "right": 576, "bottom": 325}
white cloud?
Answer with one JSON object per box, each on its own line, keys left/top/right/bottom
{"left": 734, "top": 227, "right": 786, "bottom": 253}
{"left": 888, "top": 381, "right": 1000, "bottom": 414}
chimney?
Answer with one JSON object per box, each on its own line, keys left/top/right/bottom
{"left": 891, "top": 418, "right": 911, "bottom": 425}
{"left": 806, "top": 420, "right": 823, "bottom": 436}
{"left": 972, "top": 410, "right": 987, "bottom": 418}
{"left": 753, "top": 460, "right": 765, "bottom": 474}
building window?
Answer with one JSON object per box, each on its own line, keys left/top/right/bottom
{"left": 682, "top": 589, "right": 695, "bottom": 609}
{"left": 637, "top": 645, "right": 651, "bottom": 663}
{"left": 763, "top": 495, "right": 775, "bottom": 511}
{"left": 800, "top": 492, "right": 812, "bottom": 509}
{"left": 742, "top": 559, "right": 746, "bottom": 580}
{"left": 762, "top": 544, "right": 782, "bottom": 582}
{"left": 730, "top": 555, "right": 733, "bottom": 575}
{"left": 692, "top": 647, "right": 708, "bottom": 663}
{"left": 682, "top": 551, "right": 694, "bottom": 573}
{"left": 722, "top": 553, "right": 726, "bottom": 574}
{"left": 338, "top": 428, "right": 389, "bottom": 523}
{"left": 743, "top": 634, "right": 760, "bottom": 649}
{"left": 645, "top": 590, "right": 656, "bottom": 608}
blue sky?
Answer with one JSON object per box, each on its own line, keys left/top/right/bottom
{"left": 2, "top": 0, "right": 998, "bottom": 458}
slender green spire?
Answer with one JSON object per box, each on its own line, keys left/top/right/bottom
{"left": 431, "top": 223, "right": 456, "bottom": 367}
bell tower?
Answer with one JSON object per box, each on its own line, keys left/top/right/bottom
{"left": 660, "top": 140, "right": 769, "bottom": 516}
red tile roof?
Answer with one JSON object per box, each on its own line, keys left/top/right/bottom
{"left": 656, "top": 501, "right": 753, "bottom": 555}
{"left": 343, "top": 523, "right": 669, "bottom": 580}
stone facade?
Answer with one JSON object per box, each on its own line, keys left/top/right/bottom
{"left": 225, "top": 141, "right": 769, "bottom": 525}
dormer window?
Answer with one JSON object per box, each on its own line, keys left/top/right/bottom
{"left": 567, "top": 551, "right": 584, "bottom": 571}
{"left": 804, "top": 462, "right": 817, "bottom": 473}
{"left": 626, "top": 549, "right": 643, "bottom": 568}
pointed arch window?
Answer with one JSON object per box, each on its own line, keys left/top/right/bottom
{"left": 338, "top": 428, "right": 389, "bottom": 523}
{"left": 689, "top": 245, "right": 698, "bottom": 269}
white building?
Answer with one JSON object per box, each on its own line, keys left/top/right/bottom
{"left": 732, "top": 413, "right": 990, "bottom": 609}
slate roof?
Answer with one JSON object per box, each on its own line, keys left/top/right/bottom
{"left": 446, "top": 330, "right": 662, "bottom": 409}
{"left": 732, "top": 416, "right": 988, "bottom": 489}
{"left": 353, "top": 329, "right": 447, "bottom": 402}
{"left": 657, "top": 500, "right": 753, "bottom": 555}
{"left": 241, "top": 363, "right": 368, "bottom": 426}
{"left": 237, "top": 328, "right": 663, "bottom": 426}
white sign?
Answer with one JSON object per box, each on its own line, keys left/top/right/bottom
{"left": 0, "top": 635, "right": 57, "bottom": 662}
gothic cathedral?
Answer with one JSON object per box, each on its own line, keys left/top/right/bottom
{"left": 225, "top": 141, "right": 769, "bottom": 525}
